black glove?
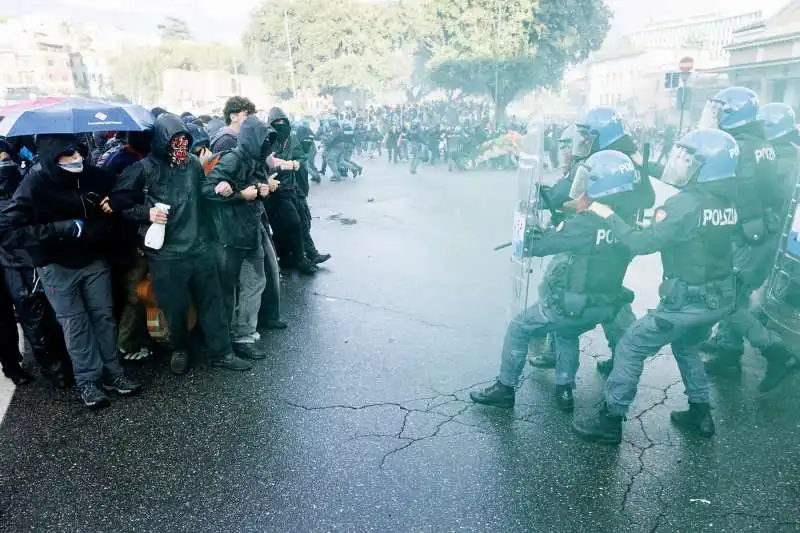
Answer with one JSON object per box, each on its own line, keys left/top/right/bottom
{"left": 52, "top": 219, "right": 83, "bottom": 239}
{"left": 80, "top": 192, "right": 103, "bottom": 214}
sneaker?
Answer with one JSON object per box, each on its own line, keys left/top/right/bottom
{"left": 3, "top": 365, "right": 34, "bottom": 387}
{"left": 119, "top": 347, "right": 152, "bottom": 362}
{"left": 211, "top": 353, "right": 253, "bottom": 371}
{"left": 170, "top": 350, "right": 190, "bottom": 376}
{"left": 261, "top": 319, "right": 288, "bottom": 330}
{"left": 233, "top": 343, "right": 266, "bottom": 361}
{"left": 103, "top": 374, "right": 142, "bottom": 396}
{"left": 311, "top": 253, "right": 332, "bottom": 265}
{"left": 78, "top": 382, "right": 111, "bottom": 409}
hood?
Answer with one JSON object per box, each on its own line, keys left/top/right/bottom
{"left": 268, "top": 107, "right": 289, "bottom": 124}
{"left": 210, "top": 126, "right": 236, "bottom": 147}
{"left": 238, "top": 116, "right": 274, "bottom": 162}
{"left": 151, "top": 113, "right": 193, "bottom": 160}
{"left": 268, "top": 107, "right": 292, "bottom": 142}
{"left": 185, "top": 123, "right": 210, "bottom": 153}
{"left": 127, "top": 129, "right": 153, "bottom": 155}
{"left": 206, "top": 118, "right": 225, "bottom": 139}
{"left": 36, "top": 134, "right": 87, "bottom": 181}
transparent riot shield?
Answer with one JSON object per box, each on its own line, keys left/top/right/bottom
{"left": 760, "top": 158, "right": 800, "bottom": 346}
{"left": 510, "top": 118, "right": 548, "bottom": 317}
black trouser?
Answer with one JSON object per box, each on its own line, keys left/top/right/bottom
{"left": 148, "top": 249, "right": 232, "bottom": 359}
{"left": 0, "top": 271, "right": 22, "bottom": 374}
{"left": 266, "top": 194, "right": 305, "bottom": 266}
{"left": 296, "top": 196, "right": 318, "bottom": 260}
{"left": 1, "top": 266, "right": 71, "bottom": 377}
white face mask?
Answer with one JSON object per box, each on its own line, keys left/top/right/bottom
{"left": 58, "top": 160, "right": 84, "bottom": 173}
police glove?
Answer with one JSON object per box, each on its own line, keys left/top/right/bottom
{"left": 53, "top": 219, "right": 84, "bottom": 239}
{"left": 588, "top": 202, "right": 614, "bottom": 219}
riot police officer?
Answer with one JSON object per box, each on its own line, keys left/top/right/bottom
{"left": 530, "top": 108, "right": 654, "bottom": 376}
{"left": 470, "top": 150, "right": 644, "bottom": 413}
{"left": 698, "top": 88, "right": 796, "bottom": 392}
{"left": 573, "top": 129, "right": 741, "bottom": 444}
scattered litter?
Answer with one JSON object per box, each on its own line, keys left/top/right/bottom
{"left": 690, "top": 499, "right": 711, "bottom": 505}
{"left": 327, "top": 213, "right": 344, "bottom": 220}
{"left": 367, "top": 198, "right": 375, "bottom": 203}
{"left": 340, "top": 218, "right": 358, "bottom": 225}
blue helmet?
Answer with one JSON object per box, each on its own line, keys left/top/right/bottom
{"left": 700, "top": 86, "right": 759, "bottom": 131}
{"left": 661, "top": 128, "right": 739, "bottom": 188}
{"left": 573, "top": 107, "right": 629, "bottom": 157}
{"left": 757, "top": 102, "right": 797, "bottom": 142}
{"left": 568, "top": 150, "right": 640, "bottom": 201}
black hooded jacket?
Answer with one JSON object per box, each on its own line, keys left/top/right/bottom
{"left": 268, "top": 107, "right": 307, "bottom": 198}
{"left": 0, "top": 134, "right": 115, "bottom": 268}
{"left": 202, "top": 116, "right": 271, "bottom": 249}
{"left": 110, "top": 113, "right": 210, "bottom": 259}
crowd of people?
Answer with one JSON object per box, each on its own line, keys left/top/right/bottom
{"left": 0, "top": 96, "right": 331, "bottom": 409}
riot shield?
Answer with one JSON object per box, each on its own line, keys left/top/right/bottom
{"left": 510, "top": 118, "right": 548, "bottom": 317}
{"left": 760, "top": 158, "right": 800, "bottom": 346}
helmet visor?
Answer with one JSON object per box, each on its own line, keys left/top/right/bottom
{"left": 558, "top": 144, "right": 573, "bottom": 169}
{"left": 568, "top": 163, "right": 591, "bottom": 200}
{"left": 572, "top": 128, "right": 594, "bottom": 158}
{"left": 660, "top": 145, "right": 699, "bottom": 188}
{"left": 698, "top": 100, "right": 724, "bottom": 130}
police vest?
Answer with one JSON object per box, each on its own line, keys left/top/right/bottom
{"left": 564, "top": 214, "right": 632, "bottom": 296}
{"left": 732, "top": 134, "right": 779, "bottom": 225}
{"left": 660, "top": 190, "right": 737, "bottom": 285}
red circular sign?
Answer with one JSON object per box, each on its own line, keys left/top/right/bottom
{"left": 679, "top": 56, "right": 695, "bottom": 72}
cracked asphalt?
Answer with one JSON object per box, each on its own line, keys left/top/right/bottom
{"left": 1, "top": 159, "right": 799, "bottom": 533}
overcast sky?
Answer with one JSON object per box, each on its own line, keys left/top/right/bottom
{"left": 4, "top": 0, "right": 791, "bottom": 43}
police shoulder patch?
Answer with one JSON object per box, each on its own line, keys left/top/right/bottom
{"left": 654, "top": 208, "right": 668, "bottom": 223}
{"left": 555, "top": 221, "right": 566, "bottom": 232}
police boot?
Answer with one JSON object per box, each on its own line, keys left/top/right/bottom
{"left": 2, "top": 364, "right": 33, "bottom": 387}
{"left": 469, "top": 380, "right": 515, "bottom": 408}
{"left": 670, "top": 402, "right": 715, "bottom": 437}
{"left": 572, "top": 403, "right": 623, "bottom": 445}
{"left": 555, "top": 385, "right": 574, "bottom": 413}
{"left": 701, "top": 339, "right": 743, "bottom": 375}
{"left": 758, "top": 345, "right": 799, "bottom": 393}
{"left": 596, "top": 357, "right": 613, "bottom": 376}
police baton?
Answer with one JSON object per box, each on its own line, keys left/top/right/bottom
{"left": 493, "top": 241, "right": 512, "bottom": 251}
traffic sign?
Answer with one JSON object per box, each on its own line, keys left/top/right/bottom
{"left": 679, "top": 56, "right": 695, "bottom": 72}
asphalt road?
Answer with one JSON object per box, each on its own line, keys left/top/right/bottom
{"left": 0, "top": 157, "right": 798, "bottom": 533}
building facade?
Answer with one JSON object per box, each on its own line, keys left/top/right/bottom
{"left": 626, "top": 11, "right": 763, "bottom": 62}
{"left": 700, "top": 0, "right": 800, "bottom": 109}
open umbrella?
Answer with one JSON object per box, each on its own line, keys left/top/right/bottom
{"left": 0, "top": 98, "right": 154, "bottom": 137}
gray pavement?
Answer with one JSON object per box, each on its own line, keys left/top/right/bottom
{"left": 0, "top": 158, "right": 799, "bottom": 533}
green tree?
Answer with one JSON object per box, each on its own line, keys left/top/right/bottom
{"left": 158, "top": 16, "right": 193, "bottom": 41}
{"left": 243, "top": 0, "right": 424, "bottom": 96}
{"left": 424, "top": 0, "right": 611, "bottom": 122}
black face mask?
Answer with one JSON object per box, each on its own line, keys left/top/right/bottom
{"left": 273, "top": 121, "right": 291, "bottom": 142}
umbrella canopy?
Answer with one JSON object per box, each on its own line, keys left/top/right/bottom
{"left": 0, "top": 98, "right": 154, "bottom": 137}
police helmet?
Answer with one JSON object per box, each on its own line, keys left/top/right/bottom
{"left": 559, "top": 124, "right": 576, "bottom": 146}
{"left": 342, "top": 120, "right": 354, "bottom": 134}
{"left": 757, "top": 102, "right": 797, "bottom": 142}
{"left": 699, "top": 86, "right": 759, "bottom": 132}
{"left": 568, "top": 150, "right": 640, "bottom": 202}
{"left": 661, "top": 128, "right": 739, "bottom": 188}
{"left": 573, "top": 107, "right": 629, "bottom": 158}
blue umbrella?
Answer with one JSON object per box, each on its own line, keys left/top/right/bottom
{"left": 0, "top": 98, "right": 154, "bottom": 137}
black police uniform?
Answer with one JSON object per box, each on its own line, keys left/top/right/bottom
{"left": 704, "top": 130, "right": 788, "bottom": 365}
{"left": 574, "top": 187, "right": 738, "bottom": 443}
{"left": 470, "top": 210, "right": 635, "bottom": 409}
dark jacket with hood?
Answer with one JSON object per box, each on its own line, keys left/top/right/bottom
{"left": 0, "top": 139, "right": 31, "bottom": 268}
{"left": 0, "top": 134, "right": 115, "bottom": 268}
{"left": 202, "top": 115, "right": 271, "bottom": 250}
{"left": 210, "top": 126, "right": 238, "bottom": 154}
{"left": 110, "top": 113, "right": 210, "bottom": 260}
{"left": 268, "top": 107, "right": 307, "bottom": 198}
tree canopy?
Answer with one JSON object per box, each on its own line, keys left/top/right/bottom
{"left": 424, "top": 0, "right": 611, "bottom": 121}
